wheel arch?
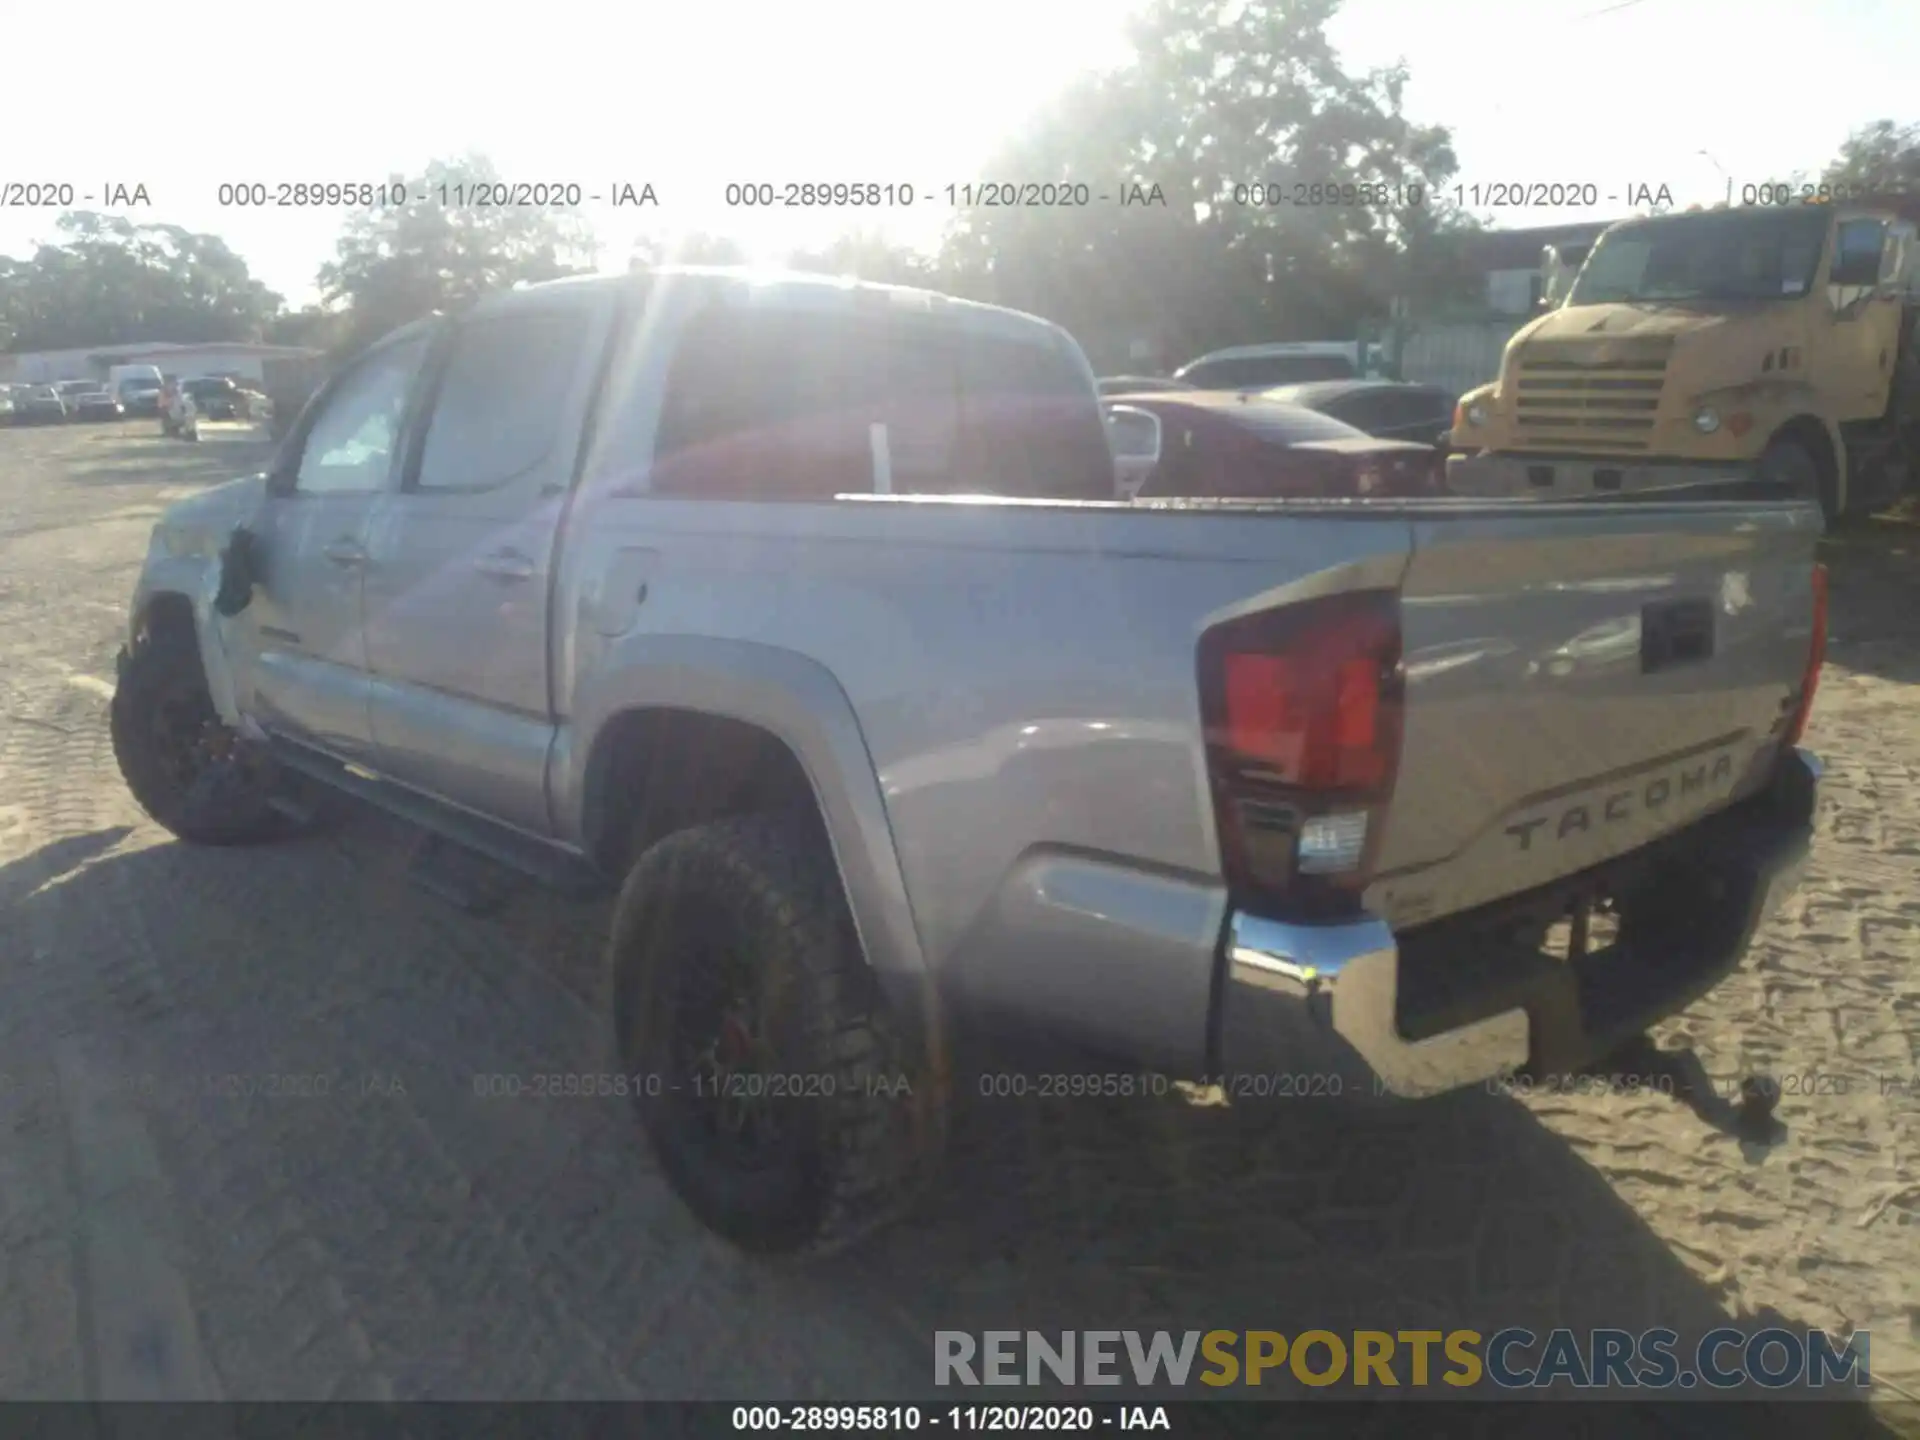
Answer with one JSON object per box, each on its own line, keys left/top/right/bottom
{"left": 131, "top": 588, "right": 199, "bottom": 651}
{"left": 1764, "top": 412, "right": 1845, "bottom": 515}
{"left": 562, "top": 636, "right": 935, "bottom": 1039}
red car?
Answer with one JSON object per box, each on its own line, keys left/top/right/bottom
{"left": 1102, "top": 390, "right": 1448, "bottom": 500}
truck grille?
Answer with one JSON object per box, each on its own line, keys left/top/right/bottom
{"left": 1511, "top": 339, "right": 1672, "bottom": 454}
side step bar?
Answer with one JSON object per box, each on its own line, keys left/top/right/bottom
{"left": 267, "top": 739, "right": 609, "bottom": 899}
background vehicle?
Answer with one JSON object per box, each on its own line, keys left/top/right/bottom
{"left": 15, "top": 386, "right": 69, "bottom": 424}
{"left": 0, "top": 387, "right": 14, "bottom": 425}
{"left": 107, "top": 362, "right": 165, "bottom": 401}
{"left": 1449, "top": 197, "right": 1920, "bottom": 525}
{"left": 183, "top": 375, "right": 249, "bottom": 421}
{"left": 1097, "top": 375, "right": 1196, "bottom": 396}
{"left": 114, "top": 267, "right": 1824, "bottom": 1259}
{"left": 1103, "top": 390, "right": 1446, "bottom": 498}
{"left": 1173, "top": 341, "right": 1388, "bottom": 390}
{"left": 115, "top": 374, "right": 166, "bottom": 416}
{"left": 1104, "top": 402, "right": 1164, "bottom": 496}
{"left": 69, "top": 388, "right": 126, "bottom": 422}
{"left": 55, "top": 380, "right": 98, "bottom": 417}
{"left": 1262, "top": 379, "right": 1458, "bottom": 449}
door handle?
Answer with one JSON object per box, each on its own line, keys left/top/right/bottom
{"left": 475, "top": 549, "right": 536, "bottom": 582}
{"left": 322, "top": 538, "right": 366, "bottom": 567}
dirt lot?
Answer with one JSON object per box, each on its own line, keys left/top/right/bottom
{"left": 0, "top": 419, "right": 1915, "bottom": 1428}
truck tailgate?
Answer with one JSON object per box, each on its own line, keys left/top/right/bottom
{"left": 1367, "top": 500, "right": 1822, "bottom": 929}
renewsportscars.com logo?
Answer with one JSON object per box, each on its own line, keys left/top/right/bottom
{"left": 935, "top": 1328, "right": 1872, "bottom": 1391}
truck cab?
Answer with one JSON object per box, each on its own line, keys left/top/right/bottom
{"left": 1448, "top": 199, "right": 1920, "bottom": 524}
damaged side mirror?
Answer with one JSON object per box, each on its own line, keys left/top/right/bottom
{"left": 213, "top": 525, "right": 266, "bottom": 617}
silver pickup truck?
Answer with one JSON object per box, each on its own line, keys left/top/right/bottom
{"left": 113, "top": 267, "right": 1828, "bottom": 1256}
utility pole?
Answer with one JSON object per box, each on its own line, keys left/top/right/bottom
{"left": 1698, "top": 150, "right": 1733, "bottom": 206}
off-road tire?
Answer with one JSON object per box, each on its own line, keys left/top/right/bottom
{"left": 608, "top": 814, "right": 948, "bottom": 1256}
{"left": 111, "top": 631, "right": 286, "bottom": 846}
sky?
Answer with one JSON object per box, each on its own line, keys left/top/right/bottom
{"left": 1, "top": 0, "right": 1914, "bottom": 309}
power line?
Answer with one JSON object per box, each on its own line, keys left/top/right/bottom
{"left": 1577, "top": 0, "right": 1652, "bottom": 17}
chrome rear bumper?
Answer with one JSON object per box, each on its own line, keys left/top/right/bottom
{"left": 1221, "top": 912, "right": 1529, "bottom": 1100}
{"left": 1217, "top": 748, "right": 1820, "bottom": 1100}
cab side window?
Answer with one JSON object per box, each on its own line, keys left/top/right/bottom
{"left": 649, "top": 302, "right": 1109, "bottom": 502}
{"left": 414, "top": 310, "right": 592, "bottom": 492}
{"left": 953, "top": 328, "right": 1112, "bottom": 500}
{"left": 1831, "top": 219, "right": 1886, "bottom": 291}
{"left": 652, "top": 306, "right": 891, "bottom": 500}
{"left": 293, "top": 337, "right": 429, "bottom": 494}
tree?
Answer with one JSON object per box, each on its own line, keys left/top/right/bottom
{"left": 1824, "top": 120, "right": 1920, "bottom": 194}
{"left": 627, "top": 231, "right": 754, "bottom": 270}
{"left": 935, "top": 0, "right": 1468, "bottom": 369}
{"left": 262, "top": 304, "right": 352, "bottom": 353}
{"left": 317, "top": 154, "right": 597, "bottom": 359}
{"left": 1, "top": 212, "right": 281, "bottom": 353}
{"left": 787, "top": 230, "right": 933, "bottom": 285}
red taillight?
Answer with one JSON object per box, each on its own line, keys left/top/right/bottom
{"left": 1199, "top": 590, "right": 1405, "bottom": 917}
{"left": 1782, "top": 563, "right": 1828, "bottom": 747}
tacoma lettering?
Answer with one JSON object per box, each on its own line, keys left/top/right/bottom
{"left": 1505, "top": 753, "right": 1733, "bottom": 852}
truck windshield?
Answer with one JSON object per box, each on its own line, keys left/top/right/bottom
{"left": 1568, "top": 209, "right": 1830, "bottom": 305}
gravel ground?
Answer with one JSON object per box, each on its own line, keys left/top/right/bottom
{"left": 0, "top": 418, "right": 1913, "bottom": 1433}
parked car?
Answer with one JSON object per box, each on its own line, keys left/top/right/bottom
{"left": 1262, "top": 379, "right": 1458, "bottom": 450}
{"left": 14, "top": 386, "right": 69, "bottom": 424}
{"left": 1102, "top": 390, "right": 1447, "bottom": 499}
{"left": 70, "top": 389, "right": 126, "bottom": 423}
{"left": 115, "top": 374, "right": 166, "bottom": 417}
{"left": 183, "top": 375, "right": 249, "bottom": 421}
{"left": 1172, "top": 342, "right": 1373, "bottom": 390}
{"left": 55, "top": 380, "right": 99, "bottom": 417}
{"left": 1103, "top": 402, "right": 1164, "bottom": 497}
{"left": 0, "top": 387, "right": 15, "bottom": 425}
{"left": 112, "top": 266, "right": 1824, "bottom": 1258}
{"left": 1096, "top": 375, "right": 1196, "bottom": 397}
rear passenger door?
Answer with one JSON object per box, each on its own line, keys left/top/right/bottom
{"left": 359, "top": 290, "right": 615, "bottom": 836}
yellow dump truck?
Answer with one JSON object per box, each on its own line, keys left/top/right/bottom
{"left": 1448, "top": 197, "right": 1920, "bottom": 524}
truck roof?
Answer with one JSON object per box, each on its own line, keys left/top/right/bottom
{"left": 1604, "top": 195, "right": 1920, "bottom": 229}
{"left": 486, "top": 265, "right": 1071, "bottom": 345}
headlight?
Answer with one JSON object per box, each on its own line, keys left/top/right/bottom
{"left": 1693, "top": 406, "right": 1720, "bottom": 434}
{"left": 1465, "top": 400, "right": 1489, "bottom": 427}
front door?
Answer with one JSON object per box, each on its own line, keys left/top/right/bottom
{"left": 360, "top": 293, "right": 611, "bottom": 836}
{"left": 239, "top": 331, "right": 432, "bottom": 761}
{"left": 1824, "top": 216, "right": 1892, "bottom": 422}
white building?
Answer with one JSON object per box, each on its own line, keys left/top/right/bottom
{"left": 1463, "top": 221, "right": 1614, "bottom": 317}
{"left": 0, "top": 340, "right": 321, "bottom": 385}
